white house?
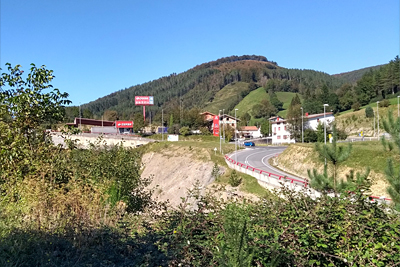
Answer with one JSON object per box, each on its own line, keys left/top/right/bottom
{"left": 270, "top": 117, "right": 295, "bottom": 144}
{"left": 200, "top": 111, "right": 240, "bottom": 132}
{"left": 268, "top": 112, "right": 335, "bottom": 144}
{"left": 304, "top": 112, "right": 335, "bottom": 130}
{"left": 238, "top": 126, "right": 262, "bottom": 139}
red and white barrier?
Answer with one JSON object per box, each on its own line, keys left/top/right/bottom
{"left": 224, "top": 155, "right": 391, "bottom": 203}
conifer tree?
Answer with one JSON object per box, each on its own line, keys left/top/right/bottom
{"left": 308, "top": 124, "right": 371, "bottom": 194}
{"left": 381, "top": 111, "right": 400, "bottom": 210}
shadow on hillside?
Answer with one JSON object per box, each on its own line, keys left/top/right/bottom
{"left": 0, "top": 227, "right": 170, "bottom": 267}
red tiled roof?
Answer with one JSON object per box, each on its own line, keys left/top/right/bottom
{"left": 305, "top": 112, "right": 333, "bottom": 119}
{"left": 200, "top": 111, "right": 216, "bottom": 116}
{"left": 240, "top": 126, "right": 258, "bottom": 131}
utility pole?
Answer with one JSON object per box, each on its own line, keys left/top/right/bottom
{"left": 219, "top": 110, "right": 222, "bottom": 154}
{"left": 79, "top": 102, "right": 81, "bottom": 134}
{"left": 162, "top": 109, "right": 164, "bottom": 141}
{"left": 222, "top": 109, "right": 225, "bottom": 142}
{"left": 377, "top": 101, "right": 380, "bottom": 138}
{"left": 323, "top": 104, "right": 329, "bottom": 165}
{"left": 397, "top": 96, "right": 400, "bottom": 117}
{"left": 374, "top": 110, "right": 376, "bottom": 137}
{"left": 301, "top": 107, "right": 304, "bottom": 143}
{"left": 180, "top": 91, "right": 183, "bottom": 126}
{"left": 235, "top": 108, "right": 238, "bottom": 163}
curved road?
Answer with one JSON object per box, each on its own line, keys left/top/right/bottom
{"left": 229, "top": 146, "right": 306, "bottom": 182}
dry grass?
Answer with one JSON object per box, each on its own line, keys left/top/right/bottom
{"left": 276, "top": 143, "right": 396, "bottom": 197}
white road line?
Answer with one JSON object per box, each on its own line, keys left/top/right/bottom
{"left": 262, "top": 153, "right": 303, "bottom": 179}
{"left": 243, "top": 149, "right": 283, "bottom": 167}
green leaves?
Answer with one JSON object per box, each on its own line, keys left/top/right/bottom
{"left": 381, "top": 111, "right": 400, "bottom": 210}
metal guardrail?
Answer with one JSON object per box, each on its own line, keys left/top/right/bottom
{"left": 224, "top": 155, "right": 392, "bottom": 203}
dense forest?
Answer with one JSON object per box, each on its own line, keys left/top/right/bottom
{"left": 65, "top": 55, "right": 400, "bottom": 127}
{"left": 333, "top": 64, "right": 384, "bottom": 84}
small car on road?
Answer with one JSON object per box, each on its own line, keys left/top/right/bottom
{"left": 244, "top": 141, "right": 255, "bottom": 147}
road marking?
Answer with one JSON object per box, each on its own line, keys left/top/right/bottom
{"left": 243, "top": 149, "right": 284, "bottom": 167}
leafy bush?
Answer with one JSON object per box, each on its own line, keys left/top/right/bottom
{"left": 336, "top": 127, "right": 348, "bottom": 140}
{"left": 365, "top": 106, "right": 374, "bottom": 118}
{"left": 148, "top": 187, "right": 400, "bottom": 266}
{"left": 304, "top": 129, "right": 317, "bottom": 142}
{"left": 352, "top": 102, "right": 361, "bottom": 111}
{"left": 379, "top": 99, "right": 390, "bottom": 107}
{"left": 179, "top": 126, "right": 190, "bottom": 136}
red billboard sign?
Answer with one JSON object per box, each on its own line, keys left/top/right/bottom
{"left": 135, "top": 96, "right": 154, "bottom": 106}
{"left": 213, "top": 116, "right": 219, "bottom": 136}
{"left": 115, "top": 121, "right": 133, "bottom": 128}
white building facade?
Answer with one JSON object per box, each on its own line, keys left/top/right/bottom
{"left": 269, "top": 112, "right": 335, "bottom": 144}
{"left": 238, "top": 126, "right": 262, "bottom": 138}
{"left": 270, "top": 118, "right": 295, "bottom": 144}
{"left": 305, "top": 112, "right": 334, "bottom": 130}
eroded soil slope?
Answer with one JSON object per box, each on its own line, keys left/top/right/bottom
{"left": 141, "top": 146, "right": 217, "bottom": 207}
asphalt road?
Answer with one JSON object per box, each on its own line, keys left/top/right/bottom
{"left": 230, "top": 146, "right": 306, "bottom": 182}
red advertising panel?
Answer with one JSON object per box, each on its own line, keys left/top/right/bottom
{"left": 115, "top": 121, "right": 133, "bottom": 128}
{"left": 135, "top": 96, "right": 154, "bottom": 106}
{"left": 213, "top": 116, "right": 219, "bottom": 137}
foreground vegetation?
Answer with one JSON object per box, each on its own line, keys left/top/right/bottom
{"left": 2, "top": 64, "right": 400, "bottom": 266}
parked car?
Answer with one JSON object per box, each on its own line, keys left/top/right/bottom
{"left": 244, "top": 141, "right": 255, "bottom": 147}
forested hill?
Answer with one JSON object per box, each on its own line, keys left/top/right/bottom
{"left": 333, "top": 64, "right": 384, "bottom": 84}
{"left": 75, "top": 55, "right": 345, "bottom": 121}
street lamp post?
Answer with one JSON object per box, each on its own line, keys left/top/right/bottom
{"left": 162, "top": 109, "right": 164, "bottom": 141}
{"left": 374, "top": 110, "right": 376, "bottom": 137}
{"left": 223, "top": 109, "right": 225, "bottom": 142}
{"left": 377, "top": 101, "right": 380, "bottom": 138}
{"left": 301, "top": 107, "right": 304, "bottom": 143}
{"left": 323, "top": 104, "right": 329, "bottom": 165}
{"left": 397, "top": 96, "right": 400, "bottom": 117}
{"left": 235, "top": 108, "right": 238, "bottom": 163}
{"left": 79, "top": 102, "right": 81, "bottom": 134}
{"left": 219, "top": 110, "right": 222, "bottom": 154}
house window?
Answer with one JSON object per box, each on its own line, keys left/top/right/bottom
{"left": 283, "top": 135, "right": 287, "bottom": 139}
{"left": 284, "top": 126, "right": 287, "bottom": 131}
{"left": 278, "top": 127, "right": 280, "bottom": 131}
{"left": 277, "top": 135, "right": 281, "bottom": 139}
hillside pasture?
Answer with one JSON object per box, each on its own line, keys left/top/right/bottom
{"left": 204, "top": 82, "right": 249, "bottom": 114}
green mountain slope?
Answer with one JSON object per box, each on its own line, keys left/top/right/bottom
{"left": 234, "top": 89, "right": 302, "bottom": 119}
{"left": 71, "top": 55, "right": 349, "bottom": 122}
{"left": 333, "top": 64, "right": 385, "bottom": 84}
{"left": 234, "top": 87, "right": 269, "bottom": 117}
{"left": 203, "top": 82, "right": 250, "bottom": 114}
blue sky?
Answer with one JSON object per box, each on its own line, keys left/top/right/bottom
{"left": 1, "top": 0, "right": 399, "bottom": 106}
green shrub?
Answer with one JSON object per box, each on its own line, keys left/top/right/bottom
{"left": 365, "top": 106, "right": 374, "bottom": 118}
{"left": 211, "top": 162, "right": 221, "bottom": 181}
{"left": 379, "top": 99, "right": 390, "bottom": 107}
{"left": 352, "top": 102, "right": 361, "bottom": 111}
{"left": 179, "top": 126, "right": 190, "bottom": 136}
{"left": 304, "top": 129, "right": 317, "bottom": 142}
{"left": 229, "top": 170, "right": 242, "bottom": 187}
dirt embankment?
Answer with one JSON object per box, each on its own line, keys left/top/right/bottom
{"left": 141, "top": 146, "right": 259, "bottom": 207}
{"left": 141, "top": 146, "right": 215, "bottom": 207}
{"left": 275, "top": 145, "right": 389, "bottom": 197}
